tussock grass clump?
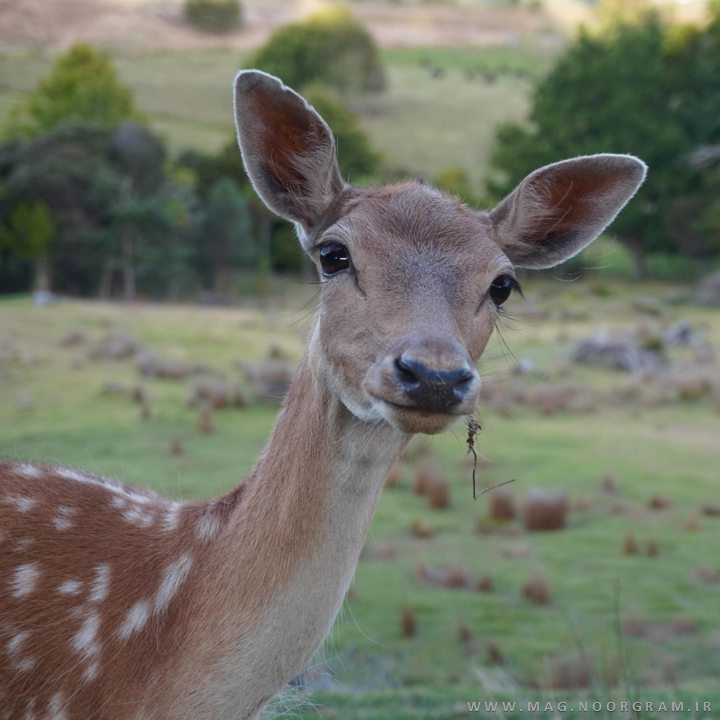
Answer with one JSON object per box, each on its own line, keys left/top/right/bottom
{"left": 90, "top": 331, "right": 141, "bottom": 360}
{"left": 623, "top": 533, "right": 639, "bottom": 555}
{"left": 416, "top": 563, "right": 469, "bottom": 589}
{"left": 244, "top": 360, "right": 294, "bottom": 404}
{"left": 188, "top": 378, "right": 247, "bottom": 409}
{"left": 426, "top": 476, "right": 450, "bottom": 509}
{"left": 551, "top": 654, "right": 593, "bottom": 690}
{"left": 488, "top": 487, "right": 517, "bottom": 521}
{"left": 400, "top": 607, "right": 416, "bottom": 638}
{"left": 59, "top": 328, "right": 85, "bottom": 347}
{"left": 410, "top": 519, "right": 434, "bottom": 539}
{"left": 197, "top": 402, "right": 214, "bottom": 435}
{"left": 522, "top": 571, "right": 551, "bottom": 604}
{"left": 522, "top": 488, "right": 568, "bottom": 531}
{"left": 648, "top": 494, "right": 672, "bottom": 510}
{"left": 474, "top": 573, "right": 493, "bottom": 593}
{"left": 137, "top": 351, "right": 190, "bottom": 380}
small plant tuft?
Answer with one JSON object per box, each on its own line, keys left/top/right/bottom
{"left": 184, "top": 0, "right": 242, "bottom": 33}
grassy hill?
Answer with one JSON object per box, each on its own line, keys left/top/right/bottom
{"left": 0, "top": 44, "right": 555, "bottom": 193}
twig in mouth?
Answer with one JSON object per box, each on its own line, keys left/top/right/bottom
{"left": 466, "top": 415, "right": 515, "bottom": 499}
{"left": 466, "top": 416, "right": 480, "bottom": 500}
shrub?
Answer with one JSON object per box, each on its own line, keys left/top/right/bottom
{"left": 434, "top": 166, "right": 476, "bottom": 205}
{"left": 252, "top": 6, "right": 385, "bottom": 94}
{"left": 184, "top": 0, "right": 242, "bottom": 33}
{"left": 7, "top": 43, "right": 135, "bottom": 138}
{"left": 302, "top": 84, "right": 380, "bottom": 180}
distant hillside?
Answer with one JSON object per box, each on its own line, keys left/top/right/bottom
{"left": 0, "top": 0, "right": 559, "bottom": 51}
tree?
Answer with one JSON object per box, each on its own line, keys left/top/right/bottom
{"left": 302, "top": 85, "right": 380, "bottom": 180}
{"left": 434, "top": 166, "right": 476, "bottom": 205}
{"left": 0, "top": 201, "right": 54, "bottom": 292}
{"left": 178, "top": 142, "right": 302, "bottom": 274}
{"left": 197, "top": 178, "right": 254, "bottom": 295}
{"left": 184, "top": 0, "right": 242, "bottom": 32}
{"left": 7, "top": 43, "right": 136, "bottom": 138}
{"left": 0, "top": 122, "right": 195, "bottom": 299}
{"left": 252, "top": 6, "right": 385, "bottom": 95}
{"left": 488, "top": 14, "right": 720, "bottom": 276}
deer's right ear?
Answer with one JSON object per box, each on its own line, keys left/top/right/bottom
{"left": 233, "top": 70, "right": 345, "bottom": 245}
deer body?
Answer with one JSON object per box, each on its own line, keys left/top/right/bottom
{"left": 0, "top": 360, "right": 405, "bottom": 719}
{"left": 0, "top": 70, "right": 646, "bottom": 718}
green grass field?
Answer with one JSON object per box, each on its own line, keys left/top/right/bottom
{"left": 0, "top": 44, "right": 552, "bottom": 192}
{"left": 2, "top": 276, "right": 719, "bottom": 718}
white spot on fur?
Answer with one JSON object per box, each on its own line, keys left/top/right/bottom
{"left": 89, "top": 564, "right": 110, "bottom": 603}
{"left": 72, "top": 610, "right": 101, "bottom": 663}
{"left": 195, "top": 513, "right": 220, "bottom": 540}
{"left": 161, "top": 503, "right": 182, "bottom": 532}
{"left": 155, "top": 554, "right": 193, "bottom": 613}
{"left": 23, "top": 697, "right": 36, "bottom": 720}
{"left": 14, "top": 537, "right": 35, "bottom": 552}
{"left": 111, "top": 496, "right": 126, "bottom": 509}
{"left": 7, "top": 630, "right": 29, "bottom": 655}
{"left": 52, "top": 505, "right": 76, "bottom": 531}
{"left": 2, "top": 494, "right": 37, "bottom": 513}
{"left": 13, "top": 657, "right": 36, "bottom": 672}
{"left": 57, "top": 579, "right": 82, "bottom": 596}
{"left": 17, "top": 464, "right": 41, "bottom": 479}
{"left": 47, "top": 693, "right": 67, "bottom": 720}
{"left": 122, "top": 506, "right": 154, "bottom": 527}
{"left": 55, "top": 467, "right": 156, "bottom": 505}
{"left": 56, "top": 468, "right": 91, "bottom": 484}
{"left": 82, "top": 659, "right": 100, "bottom": 683}
{"left": 11, "top": 563, "right": 40, "bottom": 598}
{"left": 118, "top": 601, "right": 149, "bottom": 640}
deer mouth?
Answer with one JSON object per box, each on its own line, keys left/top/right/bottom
{"left": 377, "top": 399, "right": 466, "bottom": 435}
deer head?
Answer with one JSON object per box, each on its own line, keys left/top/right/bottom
{"left": 234, "top": 70, "right": 646, "bottom": 435}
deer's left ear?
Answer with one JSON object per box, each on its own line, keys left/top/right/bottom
{"left": 488, "top": 154, "right": 647, "bottom": 269}
{"left": 233, "top": 70, "right": 345, "bottom": 244}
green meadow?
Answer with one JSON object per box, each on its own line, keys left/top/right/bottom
{"left": 0, "top": 45, "right": 551, "bottom": 191}
{"left": 2, "top": 272, "right": 719, "bottom": 718}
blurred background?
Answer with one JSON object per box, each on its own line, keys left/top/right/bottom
{"left": 1, "top": 0, "right": 720, "bottom": 717}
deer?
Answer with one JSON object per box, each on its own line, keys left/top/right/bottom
{"left": 0, "top": 70, "right": 646, "bottom": 719}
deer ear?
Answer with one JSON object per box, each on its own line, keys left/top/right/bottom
{"left": 488, "top": 154, "right": 647, "bottom": 269}
{"left": 233, "top": 70, "right": 345, "bottom": 244}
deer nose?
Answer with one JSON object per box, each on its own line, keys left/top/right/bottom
{"left": 394, "top": 355, "right": 476, "bottom": 412}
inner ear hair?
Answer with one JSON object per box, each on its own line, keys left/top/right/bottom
{"left": 489, "top": 153, "right": 647, "bottom": 270}
{"left": 233, "top": 70, "right": 345, "bottom": 241}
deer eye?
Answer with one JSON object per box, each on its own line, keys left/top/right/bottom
{"left": 488, "top": 274, "right": 516, "bottom": 306}
{"left": 319, "top": 242, "right": 351, "bottom": 276}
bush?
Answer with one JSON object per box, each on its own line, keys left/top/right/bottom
{"left": 302, "top": 85, "right": 380, "bottom": 180}
{"left": 7, "top": 43, "right": 136, "bottom": 138}
{"left": 184, "top": 0, "right": 242, "bottom": 33}
{"left": 252, "top": 6, "right": 385, "bottom": 94}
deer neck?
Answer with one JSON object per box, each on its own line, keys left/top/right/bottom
{"left": 171, "top": 343, "right": 407, "bottom": 716}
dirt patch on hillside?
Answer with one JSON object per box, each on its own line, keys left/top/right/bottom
{"left": 0, "top": 0, "right": 558, "bottom": 51}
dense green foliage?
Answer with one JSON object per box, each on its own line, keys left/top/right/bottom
{"left": 0, "top": 38, "right": 388, "bottom": 296}
{"left": 489, "top": 12, "right": 720, "bottom": 276}
{"left": 0, "top": 122, "right": 191, "bottom": 298}
{"left": 0, "top": 201, "right": 54, "bottom": 291}
{"left": 184, "top": 0, "right": 242, "bottom": 33}
{"left": 252, "top": 6, "right": 385, "bottom": 94}
{"left": 302, "top": 84, "right": 380, "bottom": 180}
{"left": 7, "top": 44, "right": 136, "bottom": 138}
